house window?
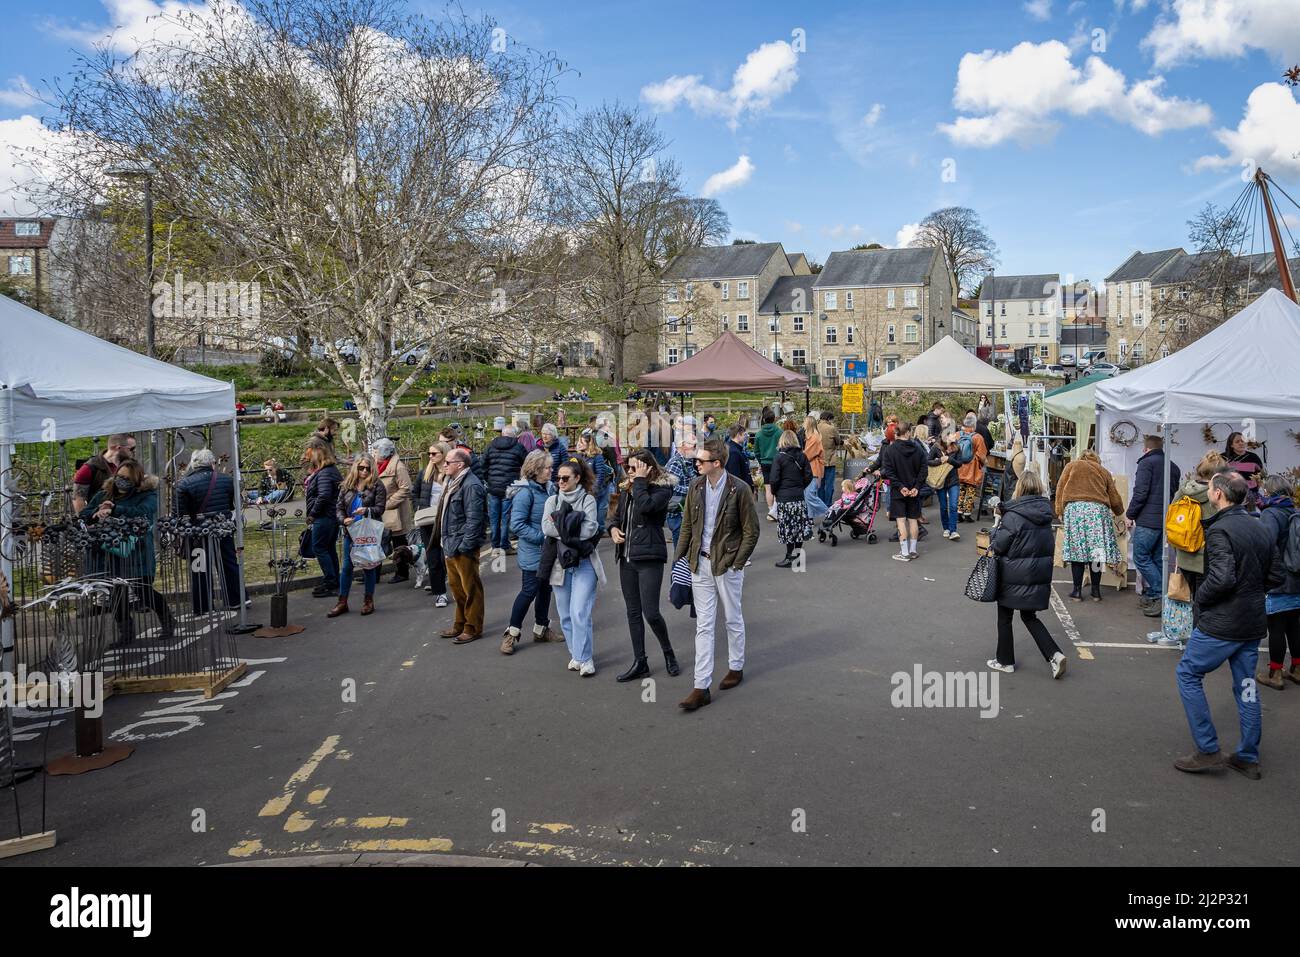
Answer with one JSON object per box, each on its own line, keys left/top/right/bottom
{"left": 1039, "top": 322, "right": 1048, "bottom": 337}
{"left": 792, "top": 348, "right": 806, "bottom": 367}
{"left": 846, "top": 326, "right": 855, "bottom": 344}
{"left": 825, "top": 326, "right": 838, "bottom": 344}
{"left": 793, "top": 315, "right": 804, "bottom": 332}
{"left": 685, "top": 283, "right": 694, "bottom": 300}
{"left": 845, "top": 291, "right": 854, "bottom": 309}
{"left": 8, "top": 256, "right": 32, "bottom": 276}
{"left": 874, "top": 357, "right": 880, "bottom": 374}
{"left": 1027, "top": 324, "right": 1035, "bottom": 337}
{"left": 1130, "top": 281, "right": 1140, "bottom": 297}
{"left": 667, "top": 316, "right": 679, "bottom": 333}
{"left": 1040, "top": 345, "right": 1049, "bottom": 357}
{"left": 14, "top": 221, "right": 40, "bottom": 237}
{"left": 886, "top": 289, "right": 895, "bottom": 309}
{"left": 721, "top": 314, "right": 728, "bottom": 330}
{"left": 685, "top": 316, "right": 693, "bottom": 332}
{"left": 824, "top": 291, "right": 838, "bottom": 310}
{"left": 905, "top": 323, "right": 918, "bottom": 343}
{"left": 736, "top": 281, "right": 749, "bottom": 298}
{"left": 985, "top": 303, "right": 992, "bottom": 317}
{"left": 667, "top": 347, "right": 679, "bottom": 364}
{"left": 886, "top": 324, "right": 895, "bottom": 344}
{"left": 721, "top": 281, "right": 729, "bottom": 300}
{"left": 1000, "top": 302, "right": 1006, "bottom": 316}
{"left": 667, "top": 288, "right": 679, "bottom": 303}
{"left": 904, "top": 288, "right": 918, "bottom": 308}
{"left": 684, "top": 345, "right": 697, "bottom": 359}
{"left": 737, "top": 314, "right": 749, "bottom": 331}
{"left": 824, "top": 358, "right": 837, "bottom": 379}
{"left": 768, "top": 316, "right": 780, "bottom": 333}
{"left": 985, "top": 325, "right": 993, "bottom": 340}
{"left": 1039, "top": 300, "right": 1047, "bottom": 315}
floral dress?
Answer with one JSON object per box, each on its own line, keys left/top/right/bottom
{"left": 776, "top": 501, "right": 814, "bottom": 546}
{"left": 1061, "top": 500, "right": 1119, "bottom": 565}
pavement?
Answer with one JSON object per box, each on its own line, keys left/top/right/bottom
{"left": 5, "top": 494, "right": 1298, "bottom": 867}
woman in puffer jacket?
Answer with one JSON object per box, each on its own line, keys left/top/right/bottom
{"left": 500, "top": 449, "right": 563, "bottom": 654}
{"left": 1256, "top": 474, "right": 1300, "bottom": 690}
{"left": 987, "top": 469, "right": 1067, "bottom": 679}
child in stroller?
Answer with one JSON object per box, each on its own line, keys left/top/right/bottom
{"left": 818, "top": 468, "right": 882, "bottom": 546}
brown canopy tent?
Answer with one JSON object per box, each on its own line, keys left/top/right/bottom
{"left": 637, "top": 330, "right": 809, "bottom": 393}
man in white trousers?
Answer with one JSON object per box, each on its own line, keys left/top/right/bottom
{"left": 673, "top": 438, "right": 761, "bottom": 712}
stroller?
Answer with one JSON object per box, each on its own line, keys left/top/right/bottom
{"left": 818, "top": 470, "right": 883, "bottom": 547}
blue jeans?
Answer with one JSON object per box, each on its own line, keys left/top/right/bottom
{"left": 595, "top": 487, "right": 611, "bottom": 534}
{"left": 339, "top": 530, "right": 379, "bottom": 598}
{"left": 554, "top": 559, "right": 597, "bottom": 664}
{"left": 666, "top": 509, "right": 682, "bottom": 549}
{"left": 1131, "top": 525, "right": 1164, "bottom": 598}
{"left": 487, "top": 493, "right": 512, "bottom": 550}
{"left": 509, "top": 568, "right": 552, "bottom": 631}
{"left": 311, "top": 516, "right": 339, "bottom": 588}
{"left": 1176, "top": 627, "right": 1261, "bottom": 763}
{"left": 819, "top": 466, "right": 837, "bottom": 507}
{"left": 937, "top": 485, "right": 959, "bottom": 533}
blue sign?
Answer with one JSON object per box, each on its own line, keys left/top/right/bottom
{"left": 843, "top": 359, "right": 868, "bottom": 382}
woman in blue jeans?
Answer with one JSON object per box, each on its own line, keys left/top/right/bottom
{"left": 928, "top": 434, "right": 963, "bottom": 541}
{"left": 500, "top": 450, "right": 563, "bottom": 653}
{"left": 541, "top": 457, "right": 603, "bottom": 676}
{"left": 302, "top": 442, "right": 342, "bottom": 598}
{"left": 327, "top": 454, "right": 387, "bottom": 618}
{"left": 578, "top": 429, "right": 614, "bottom": 533}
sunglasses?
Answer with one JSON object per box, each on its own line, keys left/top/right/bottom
{"left": 357, "top": 465, "right": 370, "bottom": 471}
{"left": 559, "top": 473, "right": 578, "bottom": 482}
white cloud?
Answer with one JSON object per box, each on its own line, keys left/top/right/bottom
{"left": 938, "top": 39, "right": 1212, "bottom": 146}
{"left": 44, "top": 0, "right": 221, "bottom": 53}
{"left": 896, "top": 223, "right": 921, "bottom": 247}
{"left": 1024, "top": 0, "right": 1053, "bottom": 21}
{"left": 700, "top": 155, "right": 754, "bottom": 198}
{"left": 862, "top": 103, "right": 884, "bottom": 127}
{"left": 1195, "top": 82, "right": 1300, "bottom": 177}
{"left": 0, "top": 115, "right": 62, "bottom": 216}
{"left": 785, "top": 220, "right": 804, "bottom": 234}
{"left": 1142, "top": 0, "right": 1300, "bottom": 69}
{"left": 641, "top": 40, "right": 799, "bottom": 128}
{"left": 0, "top": 76, "right": 39, "bottom": 109}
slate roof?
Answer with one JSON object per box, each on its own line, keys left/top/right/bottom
{"left": 1104, "top": 248, "right": 1183, "bottom": 283}
{"left": 662, "top": 242, "right": 784, "bottom": 281}
{"left": 756, "top": 275, "right": 818, "bottom": 315}
{"left": 978, "top": 273, "right": 1059, "bottom": 301}
{"left": 813, "top": 247, "right": 937, "bottom": 288}
{"left": 1060, "top": 326, "right": 1109, "bottom": 346}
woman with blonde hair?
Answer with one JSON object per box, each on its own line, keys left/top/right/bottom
{"left": 501, "top": 448, "right": 563, "bottom": 654}
{"left": 1055, "top": 448, "right": 1124, "bottom": 602}
{"left": 1170, "top": 451, "right": 1226, "bottom": 600}
{"left": 328, "top": 454, "right": 387, "bottom": 618}
{"left": 413, "top": 442, "right": 452, "bottom": 607}
{"left": 302, "top": 440, "right": 343, "bottom": 598}
{"left": 770, "top": 429, "right": 815, "bottom": 568}
{"left": 988, "top": 469, "right": 1068, "bottom": 678}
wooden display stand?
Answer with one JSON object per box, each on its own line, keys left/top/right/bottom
{"left": 0, "top": 830, "right": 56, "bottom": 860}
{"left": 111, "top": 661, "right": 246, "bottom": 700}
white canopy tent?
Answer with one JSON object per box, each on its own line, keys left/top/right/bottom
{"left": 0, "top": 293, "right": 246, "bottom": 659}
{"left": 871, "top": 335, "right": 1050, "bottom": 478}
{"left": 1095, "top": 288, "right": 1300, "bottom": 599}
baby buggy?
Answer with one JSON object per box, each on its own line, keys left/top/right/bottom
{"left": 818, "top": 472, "right": 882, "bottom": 546}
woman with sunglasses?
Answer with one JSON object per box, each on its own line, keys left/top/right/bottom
{"left": 413, "top": 442, "right": 451, "bottom": 607}
{"left": 328, "top": 454, "right": 388, "bottom": 618}
{"left": 540, "top": 457, "right": 604, "bottom": 676}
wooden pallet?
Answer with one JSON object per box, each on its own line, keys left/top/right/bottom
{"left": 0, "top": 830, "right": 56, "bottom": 861}
{"left": 109, "top": 662, "right": 247, "bottom": 700}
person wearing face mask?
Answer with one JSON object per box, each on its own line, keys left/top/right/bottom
{"left": 72, "top": 433, "right": 137, "bottom": 513}
{"left": 80, "top": 459, "right": 175, "bottom": 644}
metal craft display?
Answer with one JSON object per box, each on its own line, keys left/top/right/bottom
{"left": 253, "top": 504, "right": 308, "bottom": 637}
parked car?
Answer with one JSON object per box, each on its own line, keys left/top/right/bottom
{"left": 1030, "top": 364, "right": 1067, "bottom": 378}
{"left": 1059, "top": 355, "right": 1076, "bottom": 367}
{"left": 397, "top": 344, "right": 435, "bottom": 368}
{"left": 1085, "top": 361, "right": 1121, "bottom": 377}
{"left": 310, "top": 338, "right": 360, "bottom": 365}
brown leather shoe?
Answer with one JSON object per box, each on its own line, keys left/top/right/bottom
{"left": 679, "top": 688, "right": 711, "bottom": 711}
{"left": 532, "top": 627, "right": 564, "bottom": 643}
{"left": 500, "top": 630, "right": 517, "bottom": 655}
{"left": 1285, "top": 663, "right": 1300, "bottom": 685}
{"left": 438, "top": 627, "right": 461, "bottom": 639}
{"left": 719, "top": 669, "right": 744, "bottom": 690}
{"left": 1257, "top": 668, "right": 1285, "bottom": 691}
{"left": 452, "top": 631, "right": 480, "bottom": 645}
{"left": 360, "top": 596, "right": 375, "bottom": 616}
{"left": 326, "top": 599, "right": 349, "bottom": 618}
{"left": 1174, "top": 750, "right": 1224, "bottom": 774}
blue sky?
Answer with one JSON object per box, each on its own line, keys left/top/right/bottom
{"left": 3, "top": 0, "right": 1299, "bottom": 289}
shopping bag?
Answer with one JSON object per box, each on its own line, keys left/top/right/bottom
{"left": 348, "top": 516, "right": 385, "bottom": 570}
{"left": 1162, "top": 597, "right": 1193, "bottom": 646}
{"left": 298, "top": 527, "right": 315, "bottom": 559}
{"left": 964, "top": 552, "right": 999, "bottom": 602}
{"left": 804, "top": 480, "right": 828, "bottom": 520}
{"left": 1166, "top": 569, "right": 1191, "bottom": 603}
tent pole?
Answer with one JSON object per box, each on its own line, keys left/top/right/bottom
{"left": 1160, "top": 422, "right": 1172, "bottom": 617}
{"left": 0, "top": 386, "right": 14, "bottom": 694}
{"left": 804, "top": 389, "right": 809, "bottom": 416}
{"left": 228, "top": 411, "right": 251, "bottom": 631}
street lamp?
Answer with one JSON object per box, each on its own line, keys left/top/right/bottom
{"left": 105, "top": 163, "right": 158, "bottom": 359}
{"left": 772, "top": 305, "right": 782, "bottom": 365}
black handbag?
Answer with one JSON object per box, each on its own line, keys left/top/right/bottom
{"left": 298, "top": 527, "right": 315, "bottom": 559}
{"left": 964, "top": 552, "right": 999, "bottom": 603}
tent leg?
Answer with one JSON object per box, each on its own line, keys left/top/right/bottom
{"left": 226, "top": 412, "right": 259, "bottom": 635}
{"left": 0, "top": 387, "right": 14, "bottom": 725}
{"left": 804, "top": 390, "right": 809, "bottom": 416}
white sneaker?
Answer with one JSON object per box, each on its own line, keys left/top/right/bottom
{"left": 949, "top": 532, "right": 960, "bottom": 542}
{"left": 567, "top": 658, "right": 580, "bottom": 671}
{"left": 435, "top": 594, "right": 448, "bottom": 608}
{"left": 1155, "top": 636, "right": 1183, "bottom": 649}
{"left": 987, "top": 659, "right": 1015, "bottom": 674}
{"left": 579, "top": 660, "right": 596, "bottom": 677}
{"left": 942, "top": 529, "right": 951, "bottom": 539}
{"left": 892, "top": 552, "right": 911, "bottom": 562}
{"left": 423, "top": 584, "right": 433, "bottom": 593}
{"left": 1050, "top": 652, "right": 1067, "bottom": 680}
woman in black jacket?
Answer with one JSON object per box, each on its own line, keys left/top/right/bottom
{"left": 609, "top": 450, "right": 679, "bottom": 681}
{"left": 328, "top": 454, "right": 388, "bottom": 618}
{"left": 881, "top": 420, "right": 928, "bottom": 560}
{"left": 302, "top": 440, "right": 343, "bottom": 598}
{"left": 769, "top": 430, "right": 814, "bottom": 569}
{"left": 1256, "top": 475, "right": 1300, "bottom": 689}
{"left": 987, "top": 469, "right": 1067, "bottom": 678}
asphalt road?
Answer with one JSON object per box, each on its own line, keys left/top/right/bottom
{"left": 6, "top": 494, "right": 1297, "bottom": 867}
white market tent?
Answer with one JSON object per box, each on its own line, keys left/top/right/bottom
{"left": 1043, "top": 373, "right": 1108, "bottom": 459}
{"left": 0, "top": 293, "right": 245, "bottom": 653}
{"left": 1094, "top": 288, "right": 1300, "bottom": 599}
{"left": 871, "top": 335, "right": 1049, "bottom": 476}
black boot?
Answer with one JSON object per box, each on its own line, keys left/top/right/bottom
{"left": 1067, "top": 588, "right": 1082, "bottom": 601}
{"left": 1090, "top": 579, "right": 1102, "bottom": 602}
{"left": 663, "top": 647, "right": 680, "bottom": 677}
{"left": 616, "top": 658, "right": 650, "bottom": 682}
{"left": 775, "top": 545, "right": 795, "bottom": 568}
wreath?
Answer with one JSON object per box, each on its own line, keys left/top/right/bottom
{"left": 1108, "top": 420, "right": 1139, "bottom": 447}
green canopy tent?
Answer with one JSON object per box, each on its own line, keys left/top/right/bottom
{"left": 1043, "top": 373, "right": 1108, "bottom": 459}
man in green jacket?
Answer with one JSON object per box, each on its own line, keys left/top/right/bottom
{"left": 754, "top": 409, "right": 783, "bottom": 522}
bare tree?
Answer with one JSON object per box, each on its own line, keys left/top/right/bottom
{"left": 909, "top": 206, "right": 999, "bottom": 297}
{"left": 1154, "top": 203, "right": 1254, "bottom": 351}
{"left": 33, "top": 0, "right": 568, "bottom": 440}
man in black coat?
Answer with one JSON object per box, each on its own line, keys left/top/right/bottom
{"left": 1174, "top": 471, "right": 1283, "bottom": 779}
{"left": 174, "top": 448, "right": 243, "bottom": 613}
{"left": 1127, "top": 434, "right": 1181, "bottom": 616}
{"left": 724, "top": 423, "right": 753, "bottom": 490}
{"left": 481, "top": 424, "right": 527, "bottom": 551}
{"left": 880, "top": 421, "right": 927, "bottom": 561}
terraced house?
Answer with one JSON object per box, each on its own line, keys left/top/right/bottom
{"left": 1103, "top": 248, "right": 1182, "bottom": 366}
{"left": 658, "top": 242, "right": 805, "bottom": 367}
{"left": 1, "top": 217, "right": 58, "bottom": 314}
{"left": 809, "top": 247, "right": 956, "bottom": 385}
{"left": 978, "top": 273, "right": 1063, "bottom": 367}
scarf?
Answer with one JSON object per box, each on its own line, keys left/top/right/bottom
{"left": 435, "top": 468, "right": 467, "bottom": 541}
{"left": 1258, "top": 494, "right": 1292, "bottom": 511}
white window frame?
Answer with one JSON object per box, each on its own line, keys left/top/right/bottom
{"left": 769, "top": 316, "right": 780, "bottom": 333}
{"left": 14, "top": 221, "right": 40, "bottom": 237}
{"left": 792, "top": 348, "right": 806, "bottom": 367}
{"left": 737, "top": 314, "right": 749, "bottom": 331}
{"left": 1039, "top": 344, "right": 1049, "bottom": 358}
{"left": 8, "top": 256, "right": 32, "bottom": 276}
{"left": 905, "top": 323, "right": 918, "bottom": 343}
{"left": 1027, "top": 324, "right": 1035, "bottom": 338}
{"left": 721, "top": 281, "right": 729, "bottom": 300}
{"left": 846, "top": 326, "right": 855, "bottom": 345}
{"left": 685, "top": 283, "right": 694, "bottom": 301}
{"left": 1000, "top": 323, "right": 1007, "bottom": 339}
{"left": 1000, "top": 302, "right": 1006, "bottom": 316}
{"left": 886, "top": 289, "right": 895, "bottom": 309}
{"left": 793, "top": 315, "right": 804, "bottom": 332}
{"left": 824, "top": 291, "right": 838, "bottom": 310}
{"left": 736, "top": 280, "right": 749, "bottom": 299}
{"left": 886, "top": 324, "right": 896, "bottom": 344}
{"left": 666, "top": 288, "right": 679, "bottom": 303}
{"left": 1039, "top": 322, "right": 1048, "bottom": 338}
{"left": 667, "top": 316, "right": 679, "bottom": 333}
{"left": 823, "top": 358, "right": 837, "bottom": 379}
{"left": 825, "top": 326, "right": 838, "bottom": 344}
{"left": 904, "top": 288, "right": 918, "bottom": 308}
{"left": 667, "top": 347, "right": 679, "bottom": 364}
{"left": 845, "top": 291, "right": 854, "bottom": 309}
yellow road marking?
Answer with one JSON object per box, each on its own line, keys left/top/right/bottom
{"left": 531, "top": 822, "right": 575, "bottom": 834}
{"left": 228, "top": 840, "right": 263, "bottom": 858}
{"left": 306, "top": 788, "right": 331, "bottom": 805}
{"left": 1077, "top": 647, "right": 1095, "bottom": 660}
{"left": 352, "top": 816, "right": 409, "bottom": 829}
{"left": 345, "top": 838, "right": 453, "bottom": 852}
{"left": 402, "top": 660, "right": 415, "bottom": 668}
{"left": 260, "top": 735, "right": 340, "bottom": 817}
{"left": 284, "top": 811, "right": 315, "bottom": 833}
